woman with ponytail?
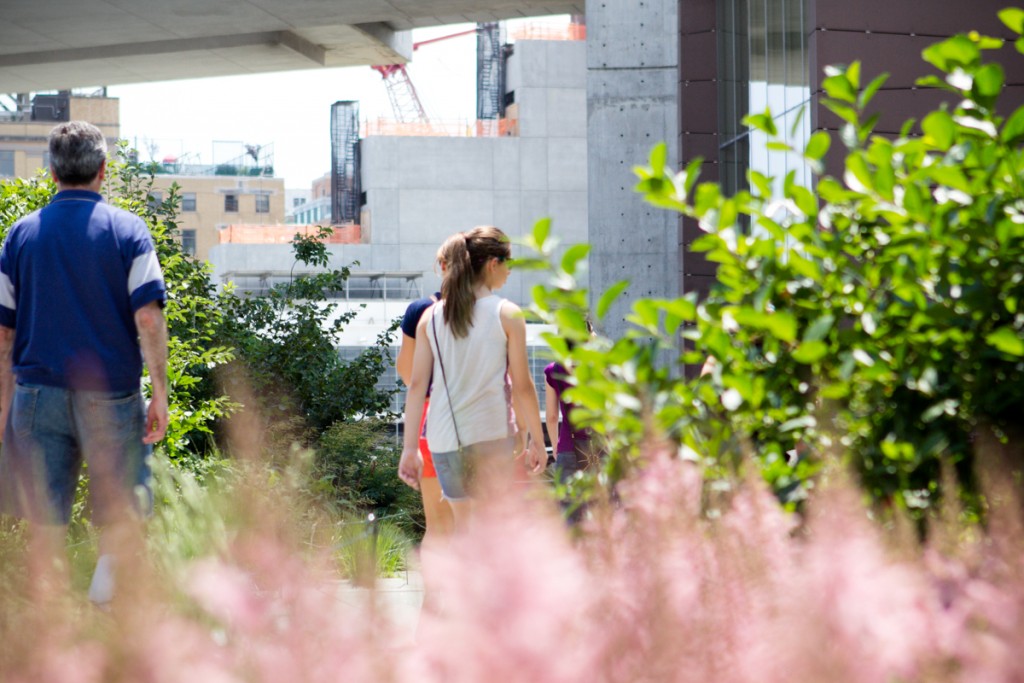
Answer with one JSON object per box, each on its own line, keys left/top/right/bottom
{"left": 398, "top": 226, "right": 546, "bottom": 521}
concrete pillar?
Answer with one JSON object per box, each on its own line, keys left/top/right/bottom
{"left": 587, "top": 0, "right": 679, "bottom": 339}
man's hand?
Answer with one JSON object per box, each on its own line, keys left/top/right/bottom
{"left": 143, "top": 391, "right": 168, "bottom": 444}
{"left": 134, "top": 301, "right": 168, "bottom": 446}
{"left": 0, "top": 325, "right": 15, "bottom": 444}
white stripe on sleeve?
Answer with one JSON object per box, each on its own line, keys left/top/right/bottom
{"left": 127, "top": 251, "right": 163, "bottom": 296}
{"left": 0, "top": 271, "right": 15, "bottom": 310}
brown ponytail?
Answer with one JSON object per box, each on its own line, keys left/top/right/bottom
{"left": 436, "top": 226, "right": 510, "bottom": 338}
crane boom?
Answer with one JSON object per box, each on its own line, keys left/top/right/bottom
{"left": 371, "top": 27, "right": 480, "bottom": 125}
{"left": 371, "top": 64, "right": 429, "bottom": 124}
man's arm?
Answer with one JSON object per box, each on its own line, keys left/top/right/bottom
{"left": 0, "top": 325, "right": 14, "bottom": 439}
{"left": 134, "top": 301, "right": 168, "bottom": 444}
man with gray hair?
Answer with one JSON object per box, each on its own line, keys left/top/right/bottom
{"left": 0, "top": 120, "right": 168, "bottom": 606}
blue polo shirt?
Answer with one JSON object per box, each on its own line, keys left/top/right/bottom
{"left": 0, "top": 190, "right": 166, "bottom": 392}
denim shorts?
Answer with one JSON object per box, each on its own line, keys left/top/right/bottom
{"left": 0, "top": 383, "right": 152, "bottom": 525}
{"left": 431, "top": 436, "right": 515, "bottom": 501}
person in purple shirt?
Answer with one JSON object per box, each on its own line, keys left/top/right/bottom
{"left": 544, "top": 361, "right": 599, "bottom": 483}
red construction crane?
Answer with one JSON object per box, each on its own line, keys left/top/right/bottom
{"left": 371, "top": 28, "right": 478, "bottom": 125}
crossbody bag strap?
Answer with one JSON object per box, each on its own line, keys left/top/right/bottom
{"left": 430, "top": 310, "right": 463, "bottom": 449}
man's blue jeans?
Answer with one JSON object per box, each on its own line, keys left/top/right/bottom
{"left": 0, "top": 383, "right": 151, "bottom": 525}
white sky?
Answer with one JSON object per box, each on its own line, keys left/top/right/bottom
{"left": 108, "top": 18, "right": 567, "bottom": 190}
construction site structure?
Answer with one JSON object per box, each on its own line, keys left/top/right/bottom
{"left": 476, "top": 22, "right": 506, "bottom": 120}
{"left": 371, "top": 27, "right": 478, "bottom": 125}
{"left": 330, "top": 100, "right": 361, "bottom": 225}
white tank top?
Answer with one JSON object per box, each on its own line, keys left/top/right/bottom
{"left": 424, "top": 295, "right": 513, "bottom": 453}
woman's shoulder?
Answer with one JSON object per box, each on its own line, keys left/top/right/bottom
{"left": 496, "top": 297, "right": 521, "bottom": 317}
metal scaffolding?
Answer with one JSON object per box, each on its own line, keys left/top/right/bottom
{"left": 330, "top": 100, "right": 361, "bottom": 225}
{"left": 476, "top": 22, "right": 505, "bottom": 120}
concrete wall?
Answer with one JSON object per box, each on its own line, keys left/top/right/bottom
{"left": 358, "top": 38, "right": 588, "bottom": 308}
{"left": 587, "top": 0, "right": 679, "bottom": 339}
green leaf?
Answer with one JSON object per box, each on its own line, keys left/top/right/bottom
{"left": 973, "top": 63, "right": 1005, "bottom": 99}
{"left": 628, "top": 299, "right": 661, "bottom": 332}
{"left": 789, "top": 185, "right": 818, "bottom": 217}
{"left": 922, "top": 110, "right": 955, "bottom": 149}
{"left": 922, "top": 35, "right": 980, "bottom": 71}
{"left": 847, "top": 61, "right": 861, "bottom": 89}
{"left": 823, "top": 74, "right": 857, "bottom": 103}
{"left": 555, "top": 308, "right": 591, "bottom": 336}
{"left": 789, "top": 105, "right": 807, "bottom": 138}
{"left": 744, "top": 110, "right": 778, "bottom": 137}
{"left": 656, "top": 297, "right": 697, "bottom": 322}
{"left": 845, "top": 153, "right": 874, "bottom": 193}
{"left": 858, "top": 73, "right": 889, "bottom": 109}
{"left": 803, "top": 315, "right": 835, "bottom": 343}
{"left": 682, "top": 157, "right": 703, "bottom": 199}
{"left": 560, "top": 244, "right": 590, "bottom": 275}
{"left": 999, "top": 7, "right": 1024, "bottom": 34}
{"left": 1001, "top": 104, "right": 1024, "bottom": 144}
{"left": 596, "top": 280, "right": 629, "bottom": 319}
{"left": 649, "top": 142, "right": 668, "bottom": 173}
{"left": 734, "top": 308, "right": 798, "bottom": 343}
{"left": 804, "top": 131, "right": 831, "bottom": 160}
{"left": 748, "top": 169, "right": 773, "bottom": 197}
{"left": 986, "top": 326, "right": 1024, "bottom": 356}
{"left": 792, "top": 340, "right": 828, "bottom": 364}
{"left": 532, "top": 217, "right": 552, "bottom": 250}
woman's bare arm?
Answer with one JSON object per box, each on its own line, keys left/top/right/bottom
{"left": 501, "top": 301, "right": 546, "bottom": 473}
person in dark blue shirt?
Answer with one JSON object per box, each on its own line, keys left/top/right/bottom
{"left": 0, "top": 121, "right": 169, "bottom": 607}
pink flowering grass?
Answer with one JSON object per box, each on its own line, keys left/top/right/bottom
{"left": 1, "top": 436, "right": 1023, "bottom": 682}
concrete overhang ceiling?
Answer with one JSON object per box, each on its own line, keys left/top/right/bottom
{"left": 0, "top": 0, "right": 583, "bottom": 92}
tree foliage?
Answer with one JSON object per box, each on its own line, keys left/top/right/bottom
{"left": 524, "top": 19, "right": 1024, "bottom": 519}
{"left": 102, "top": 146, "right": 237, "bottom": 463}
{"left": 214, "top": 226, "right": 398, "bottom": 436}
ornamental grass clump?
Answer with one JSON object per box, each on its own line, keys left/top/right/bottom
{"left": 0, "top": 436, "right": 1023, "bottom": 681}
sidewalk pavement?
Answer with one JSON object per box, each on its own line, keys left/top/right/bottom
{"left": 336, "top": 569, "right": 424, "bottom": 644}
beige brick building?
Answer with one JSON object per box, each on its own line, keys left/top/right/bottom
{"left": 149, "top": 174, "right": 285, "bottom": 261}
{"left": 0, "top": 93, "right": 119, "bottom": 179}
{"left": 1, "top": 91, "right": 285, "bottom": 262}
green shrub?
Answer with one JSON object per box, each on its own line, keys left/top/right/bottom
{"left": 214, "top": 226, "right": 398, "bottom": 435}
{"left": 523, "top": 16, "right": 1024, "bottom": 521}
{"left": 311, "top": 419, "right": 423, "bottom": 537}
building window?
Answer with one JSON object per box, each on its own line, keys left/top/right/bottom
{"left": 181, "top": 192, "right": 197, "bottom": 212}
{"left": 718, "top": 0, "right": 810, "bottom": 207}
{"left": 147, "top": 191, "right": 162, "bottom": 211}
{"left": 181, "top": 229, "right": 196, "bottom": 256}
{"left": 224, "top": 193, "right": 238, "bottom": 212}
{"left": 255, "top": 194, "right": 270, "bottom": 214}
{"left": 0, "top": 151, "right": 13, "bottom": 177}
